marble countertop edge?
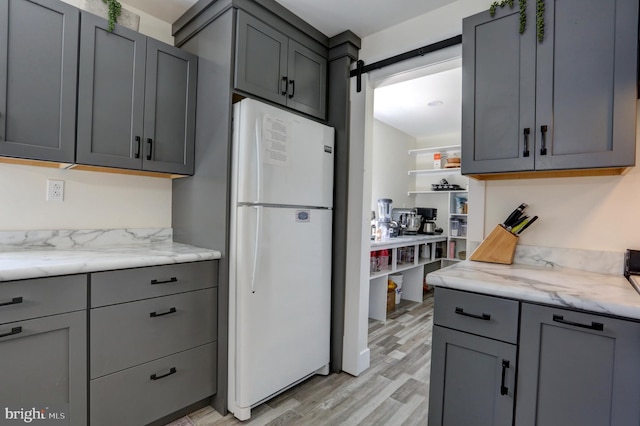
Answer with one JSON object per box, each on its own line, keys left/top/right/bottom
{"left": 0, "top": 242, "right": 222, "bottom": 282}
{"left": 426, "top": 261, "right": 640, "bottom": 321}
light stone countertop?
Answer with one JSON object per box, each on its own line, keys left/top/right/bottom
{"left": 0, "top": 228, "right": 221, "bottom": 282}
{"left": 426, "top": 260, "right": 640, "bottom": 321}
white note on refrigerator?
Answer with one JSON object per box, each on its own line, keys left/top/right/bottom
{"left": 262, "top": 115, "right": 289, "bottom": 167}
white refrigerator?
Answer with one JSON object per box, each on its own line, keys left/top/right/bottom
{"left": 228, "top": 98, "right": 334, "bottom": 421}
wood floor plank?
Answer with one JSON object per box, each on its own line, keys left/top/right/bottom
{"left": 173, "top": 291, "right": 435, "bottom": 426}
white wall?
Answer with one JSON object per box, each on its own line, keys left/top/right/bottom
{"left": 0, "top": 164, "right": 171, "bottom": 231}
{"left": 62, "top": 0, "right": 173, "bottom": 44}
{"left": 484, "top": 110, "right": 640, "bottom": 252}
{"left": 371, "top": 120, "right": 415, "bottom": 213}
{"left": 0, "top": 0, "right": 175, "bottom": 232}
{"left": 361, "top": 0, "right": 640, "bottom": 254}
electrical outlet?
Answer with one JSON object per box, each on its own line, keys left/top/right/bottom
{"left": 47, "top": 179, "right": 64, "bottom": 202}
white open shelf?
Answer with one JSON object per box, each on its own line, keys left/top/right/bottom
{"left": 408, "top": 144, "right": 461, "bottom": 156}
{"left": 408, "top": 168, "right": 461, "bottom": 176}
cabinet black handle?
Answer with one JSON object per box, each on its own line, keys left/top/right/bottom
{"left": 150, "top": 277, "right": 178, "bottom": 285}
{"left": 523, "top": 128, "right": 530, "bottom": 157}
{"left": 288, "top": 79, "right": 295, "bottom": 99}
{"left": 150, "top": 367, "right": 177, "bottom": 381}
{"left": 150, "top": 307, "right": 177, "bottom": 318}
{"left": 552, "top": 314, "right": 603, "bottom": 331}
{"left": 134, "top": 136, "right": 141, "bottom": 159}
{"left": 540, "top": 125, "right": 548, "bottom": 155}
{"left": 0, "top": 297, "right": 23, "bottom": 307}
{"left": 146, "top": 138, "right": 153, "bottom": 160}
{"left": 281, "top": 76, "right": 288, "bottom": 95}
{"left": 455, "top": 306, "right": 491, "bottom": 321}
{"left": 0, "top": 326, "right": 22, "bottom": 339}
{"left": 500, "top": 359, "right": 510, "bottom": 395}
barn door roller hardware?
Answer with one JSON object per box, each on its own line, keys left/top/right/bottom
{"left": 350, "top": 35, "right": 462, "bottom": 92}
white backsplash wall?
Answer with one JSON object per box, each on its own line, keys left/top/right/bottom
{"left": 484, "top": 106, "right": 640, "bottom": 252}
{"left": 0, "top": 163, "right": 171, "bottom": 231}
{"left": 371, "top": 120, "right": 415, "bottom": 213}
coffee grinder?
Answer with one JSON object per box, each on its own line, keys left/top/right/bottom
{"left": 416, "top": 207, "right": 438, "bottom": 235}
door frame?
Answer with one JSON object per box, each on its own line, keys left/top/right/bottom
{"left": 343, "top": 44, "right": 487, "bottom": 375}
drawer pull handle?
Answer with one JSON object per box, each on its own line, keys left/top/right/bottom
{"left": 552, "top": 314, "right": 603, "bottom": 331}
{"left": 0, "top": 326, "right": 22, "bottom": 339}
{"left": 455, "top": 307, "right": 491, "bottom": 321}
{"left": 150, "top": 367, "right": 177, "bottom": 381}
{"left": 500, "top": 359, "right": 510, "bottom": 395}
{"left": 150, "top": 307, "right": 177, "bottom": 318}
{"left": 0, "top": 297, "right": 23, "bottom": 307}
{"left": 150, "top": 277, "right": 178, "bottom": 285}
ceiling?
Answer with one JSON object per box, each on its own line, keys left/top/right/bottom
{"left": 122, "top": 0, "right": 461, "bottom": 139}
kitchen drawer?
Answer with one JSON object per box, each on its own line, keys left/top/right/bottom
{"left": 91, "top": 260, "right": 217, "bottom": 307}
{"left": 90, "top": 342, "right": 217, "bottom": 426}
{"left": 91, "top": 287, "right": 217, "bottom": 378}
{"left": 434, "top": 287, "right": 519, "bottom": 343}
{"left": 0, "top": 275, "right": 86, "bottom": 324}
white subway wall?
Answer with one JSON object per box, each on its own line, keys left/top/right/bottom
{"left": 371, "top": 120, "right": 415, "bottom": 213}
{"left": 0, "top": 164, "right": 171, "bottom": 231}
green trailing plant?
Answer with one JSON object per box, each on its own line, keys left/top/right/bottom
{"left": 488, "top": 0, "right": 545, "bottom": 41}
{"left": 102, "top": 0, "right": 122, "bottom": 32}
{"left": 536, "top": 0, "right": 545, "bottom": 42}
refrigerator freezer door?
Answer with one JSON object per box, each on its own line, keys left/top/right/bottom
{"left": 233, "top": 99, "right": 334, "bottom": 208}
{"left": 232, "top": 205, "right": 331, "bottom": 411}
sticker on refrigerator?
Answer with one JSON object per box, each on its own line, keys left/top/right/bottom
{"left": 262, "top": 115, "right": 290, "bottom": 167}
{"left": 296, "top": 210, "right": 311, "bottom": 222}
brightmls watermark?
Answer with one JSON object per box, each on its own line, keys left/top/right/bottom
{"left": 3, "top": 407, "right": 68, "bottom": 425}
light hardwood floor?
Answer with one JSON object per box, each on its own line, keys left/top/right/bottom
{"left": 169, "top": 292, "right": 434, "bottom": 426}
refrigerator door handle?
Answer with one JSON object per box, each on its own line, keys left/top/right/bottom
{"left": 250, "top": 205, "right": 263, "bottom": 294}
{"left": 255, "top": 121, "right": 263, "bottom": 204}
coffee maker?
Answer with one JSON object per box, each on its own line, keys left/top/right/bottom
{"left": 416, "top": 207, "right": 439, "bottom": 235}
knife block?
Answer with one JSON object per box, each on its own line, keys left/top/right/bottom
{"left": 470, "top": 225, "right": 518, "bottom": 264}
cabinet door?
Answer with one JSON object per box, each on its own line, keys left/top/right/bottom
{"left": 461, "top": 4, "right": 536, "bottom": 175}
{"left": 516, "top": 303, "right": 640, "bottom": 426}
{"left": 428, "top": 325, "right": 516, "bottom": 426}
{"left": 0, "top": 0, "right": 78, "bottom": 162}
{"left": 286, "top": 40, "right": 327, "bottom": 119}
{"left": 235, "top": 10, "right": 288, "bottom": 106}
{"left": 0, "top": 311, "right": 87, "bottom": 425}
{"left": 77, "top": 12, "right": 146, "bottom": 170}
{"left": 534, "top": 0, "right": 637, "bottom": 170}
{"left": 143, "top": 38, "right": 197, "bottom": 175}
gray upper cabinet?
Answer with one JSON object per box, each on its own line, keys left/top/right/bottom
{"left": 516, "top": 303, "right": 640, "bottom": 426}
{"left": 143, "top": 38, "right": 197, "bottom": 175}
{"left": 462, "top": 0, "right": 638, "bottom": 175}
{"left": 77, "top": 12, "right": 146, "bottom": 171}
{"left": 78, "top": 12, "right": 197, "bottom": 175}
{"left": 0, "top": 0, "right": 78, "bottom": 163}
{"left": 235, "top": 10, "right": 327, "bottom": 119}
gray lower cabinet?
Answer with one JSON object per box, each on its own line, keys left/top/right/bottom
{"left": 77, "top": 12, "right": 197, "bottom": 175}
{"left": 516, "top": 303, "right": 640, "bottom": 426}
{"left": 235, "top": 10, "right": 327, "bottom": 119}
{"left": 0, "top": 0, "right": 78, "bottom": 163}
{"left": 0, "top": 275, "right": 87, "bottom": 425}
{"left": 462, "top": 0, "right": 638, "bottom": 175}
{"left": 89, "top": 261, "right": 218, "bottom": 425}
{"left": 429, "top": 288, "right": 518, "bottom": 426}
